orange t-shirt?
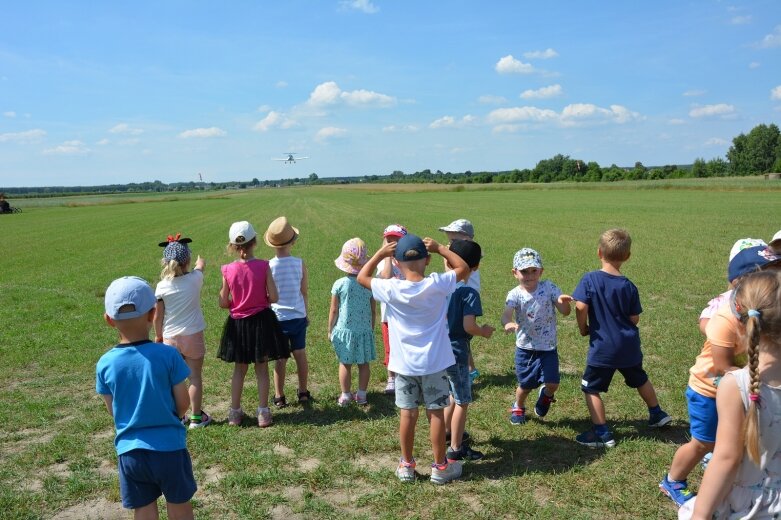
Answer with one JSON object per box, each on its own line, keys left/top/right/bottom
{"left": 687, "top": 302, "right": 746, "bottom": 398}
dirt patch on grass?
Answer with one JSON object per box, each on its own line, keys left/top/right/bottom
{"left": 296, "top": 457, "right": 320, "bottom": 472}
{"left": 273, "top": 443, "right": 294, "bottom": 457}
{"left": 49, "top": 497, "right": 125, "bottom": 520}
{"left": 353, "top": 452, "right": 398, "bottom": 471}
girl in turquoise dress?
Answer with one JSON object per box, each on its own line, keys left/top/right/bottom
{"left": 328, "top": 238, "right": 376, "bottom": 406}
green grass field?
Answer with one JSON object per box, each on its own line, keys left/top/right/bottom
{"left": 1, "top": 182, "right": 780, "bottom": 519}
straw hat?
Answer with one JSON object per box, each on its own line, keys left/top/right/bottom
{"left": 264, "top": 216, "right": 299, "bottom": 247}
{"left": 335, "top": 238, "right": 368, "bottom": 275}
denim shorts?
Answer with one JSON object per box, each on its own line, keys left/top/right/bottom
{"left": 446, "top": 363, "right": 472, "bottom": 405}
{"left": 515, "top": 349, "right": 560, "bottom": 390}
{"left": 394, "top": 370, "right": 451, "bottom": 410}
{"left": 278, "top": 317, "right": 308, "bottom": 351}
{"left": 118, "top": 448, "right": 196, "bottom": 509}
{"left": 580, "top": 364, "right": 649, "bottom": 394}
{"left": 686, "top": 386, "right": 718, "bottom": 443}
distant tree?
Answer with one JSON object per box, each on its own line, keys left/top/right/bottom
{"left": 251, "top": 178, "right": 260, "bottom": 186}
{"left": 308, "top": 173, "right": 318, "bottom": 184}
{"left": 691, "top": 158, "right": 708, "bottom": 178}
{"left": 706, "top": 157, "right": 728, "bottom": 177}
{"left": 727, "top": 123, "right": 780, "bottom": 175}
{"left": 586, "top": 161, "right": 602, "bottom": 182}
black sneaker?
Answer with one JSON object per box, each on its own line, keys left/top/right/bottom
{"left": 446, "top": 445, "right": 484, "bottom": 461}
{"left": 445, "top": 430, "right": 471, "bottom": 445}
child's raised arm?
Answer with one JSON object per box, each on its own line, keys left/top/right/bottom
{"left": 575, "top": 301, "right": 589, "bottom": 336}
{"left": 327, "top": 295, "right": 339, "bottom": 339}
{"left": 501, "top": 305, "right": 519, "bottom": 334}
{"left": 556, "top": 294, "right": 573, "bottom": 316}
{"left": 194, "top": 255, "right": 205, "bottom": 272}
{"left": 358, "top": 241, "right": 396, "bottom": 289}
{"left": 424, "top": 237, "right": 468, "bottom": 281}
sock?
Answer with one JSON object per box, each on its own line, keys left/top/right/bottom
{"left": 594, "top": 423, "right": 609, "bottom": 436}
{"left": 341, "top": 392, "right": 352, "bottom": 400}
{"left": 356, "top": 390, "right": 367, "bottom": 399}
{"left": 649, "top": 405, "right": 662, "bottom": 415}
{"left": 258, "top": 407, "right": 269, "bottom": 414}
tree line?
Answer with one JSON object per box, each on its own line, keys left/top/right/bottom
{"left": 3, "top": 123, "right": 780, "bottom": 196}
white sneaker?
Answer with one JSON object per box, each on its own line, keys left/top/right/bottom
{"left": 188, "top": 411, "right": 212, "bottom": 429}
{"left": 430, "top": 460, "right": 462, "bottom": 485}
{"left": 396, "top": 458, "right": 416, "bottom": 482}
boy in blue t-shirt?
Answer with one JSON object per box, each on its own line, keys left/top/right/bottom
{"left": 443, "top": 240, "right": 494, "bottom": 462}
{"left": 572, "top": 229, "right": 671, "bottom": 448}
{"left": 96, "top": 276, "right": 197, "bottom": 518}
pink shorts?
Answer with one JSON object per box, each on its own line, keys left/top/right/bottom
{"left": 164, "top": 331, "right": 206, "bottom": 360}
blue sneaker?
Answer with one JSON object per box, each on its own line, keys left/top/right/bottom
{"left": 509, "top": 404, "right": 526, "bottom": 425}
{"left": 469, "top": 369, "right": 480, "bottom": 383}
{"left": 534, "top": 387, "right": 556, "bottom": 417}
{"left": 659, "top": 474, "right": 694, "bottom": 507}
{"left": 575, "top": 428, "right": 616, "bottom": 448}
{"left": 649, "top": 410, "right": 672, "bottom": 428}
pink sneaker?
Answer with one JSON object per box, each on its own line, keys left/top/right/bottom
{"left": 228, "top": 407, "right": 243, "bottom": 426}
{"left": 257, "top": 407, "right": 273, "bottom": 428}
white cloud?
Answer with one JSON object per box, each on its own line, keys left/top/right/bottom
{"left": 0, "top": 129, "right": 46, "bottom": 143}
{"left": 523, "top": 48, "right": 558, "bottom": 59}
{"left": 495, "top": 55, "right": 535, "bottom": 74}
{"left": 339, "top": 0, "right": 378, "bottom": 13}
{"left": 382, "top": 125, "right": 419, "bottom": 133}
{"left": 109, "top": 123, "right": 143, "bottom": 135}
{"left": 315, "top": 126, "right": 347, "bottom": 142}
{"left": 705, "top": 137, "right": 728, "bottom": 146}
{"left": 3, "top": 111, "right": 16, "bottom": 118}
{"left": 276, "top": 81, "right": 288, "bottom": 88}
{"left": 771, "top": 85, "right": 781, "bottom": 100}
{"left": 668, "top": 118, "right": 686, "bottom": 125}
{"left": 478, "top": 95, "right": 507, "bottom": 105}
{"left": 683, "top": 89, "right": 706, "bottom": 97}
{"left": 520, "top": 84, "right": 562, "bottom": 99}
{"left": 559, "top": 103, "right": 641, "bottom": 126}
{"left": 749, "top": 61, "right": 760, "bottom": 69}
{"left": 178, "top": 127, "right": 226, "bottom": 138}
{"left": 257, "top": 104, "right": 272, "bottom": 112}
{"left": 96, "top": 138, "right": 110, "bottom": 145}
{"left": 758, "top": 25, "right": 781, "bottom": 48}
{"left": 689, "top": 103, "right": 736, "bottom": 118}
{"left": 731, "top": 15, "right": 752, "bottom": 25}
{"left": 254, "top": 111, "right": 298, "bottom": 132}
{"left": 487, "top": 106, "right": 558, "bottom": 124}
{"left": 492, "top": 124, "right": 522, "bottom": 134}
{"left": 429, "top": 115, "right": 477, "bottom": 129}
{"left": 43, "top": 140, "right": 89, "bottom": 155}
{"left": 307, "top": 81, "right": 396, "bottom": 108}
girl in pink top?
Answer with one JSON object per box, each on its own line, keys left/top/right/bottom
{"left": 218, "top": 221, "right": 289, "bottom": 427}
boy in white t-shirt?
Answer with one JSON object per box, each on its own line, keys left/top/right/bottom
{"left": 358, "top": 233, "right": 469, "bottom": 485}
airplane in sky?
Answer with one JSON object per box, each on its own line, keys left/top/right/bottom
{"left": 273, "top": 153, "right": 309, "bottom": 164}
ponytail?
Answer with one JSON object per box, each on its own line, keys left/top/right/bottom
{"left": 742, "top": 310, "right": 762, "bottom": 465}
{"left": 160, "top": 258, "right": 185, "bottom": 281}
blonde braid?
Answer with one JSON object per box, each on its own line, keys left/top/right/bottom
{"left": 743, "top": 312, "right": 762, "bottom": 465}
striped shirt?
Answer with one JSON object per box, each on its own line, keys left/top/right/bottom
{"left": 269, "top": 256, "right": 307, "bottom": 320}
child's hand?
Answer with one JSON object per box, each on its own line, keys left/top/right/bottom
{"left": 154, "top": 335, "right": 164, "bottom": 343}
{"left": 423, "top": 237, "right": 441, "bottom": 253}
{"left": 195, "top": 255, "right": 205, "bottom": 270}
{"left": 558, "top": 294, "right": 573, "bottom": 306}
{"left": 579, "top": 325, "right": 589, "bottom": 337}
{"left": 504, "top": 322, "right": 519, "bottom": 334}
{"left": 378, "top": 240, "right": 397, "bottom": 258}
{"left": 481, "top": 324, "right": 496, "bottom": 338}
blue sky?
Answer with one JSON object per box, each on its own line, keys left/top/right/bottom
{"left": 1, "top": 1, "right": 780, "bottom": 187}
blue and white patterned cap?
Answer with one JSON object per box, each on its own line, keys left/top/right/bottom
{"left": 513, "top": 248, "right": 542, "bottom": 270}
{"left": 163, "top": 241, "right": 190, "bottom": 265}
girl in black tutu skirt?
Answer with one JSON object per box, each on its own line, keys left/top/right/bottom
{"left": 218, "top": 221, "right": 289, "bottom": 427}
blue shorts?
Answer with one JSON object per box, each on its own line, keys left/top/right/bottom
{"left": 394, "top": 371, "right": 451, "bottom": 410}
{"left": 515, "top": 349, "right": 560, "bottom": 390}
{"left": 580, "top": 364, "right": 648, "bottom": 394}
{"left": 686, "top": 386, "right": 718, "bottom": 443}
{"left": 118, "top": 448, "right": 196, "bottom": 509}
{"left": 278, "top": 317, "right": 308, "bottom": 351}
{"left": 446, "top": 363, "right": 472, "bottom": 405}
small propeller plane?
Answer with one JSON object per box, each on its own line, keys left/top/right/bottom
{"left": 273, "top": 153, "right": 309, "bottom": 164}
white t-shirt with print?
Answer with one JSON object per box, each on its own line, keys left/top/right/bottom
{"left": 154, "top": 270, "right": 206, "bottom": 337}
{"left": 371, "top": 270, "right": 457, "bottom": 376}
{"left": 505, "top": 279, "right": 562, "bottom": 351}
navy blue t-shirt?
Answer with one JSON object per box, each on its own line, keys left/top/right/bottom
{"left": 572, "top": 270, "right": 642, "bottom": 368}
{"left": 447, "top": 283, "right": 483, "bottom": 365}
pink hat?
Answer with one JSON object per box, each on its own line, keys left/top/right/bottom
{"left": 383, "top": 224, "right": 407, "bottom": 238}
{"left": 335, "top": 238, "right": 368, "bottom": 275}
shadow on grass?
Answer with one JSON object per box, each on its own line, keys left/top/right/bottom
{"left": 271, "top": 390, "right": 399, "bottom": 428}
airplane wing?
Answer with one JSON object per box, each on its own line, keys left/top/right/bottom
{"left": 272, "top": 158, "right": 288, "bottom": 161}
{"left": 296, "top": 156, "right": 309, "bottom": 160}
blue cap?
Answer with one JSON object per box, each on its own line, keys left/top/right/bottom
{"left": 394, "top": 234, "right": 429, "bottom": 262}
{"left": 728, "top": 245, "right": 781, "bottom": 283}
{"left": 104, "top": 276, "right": 156, "bottom": 320}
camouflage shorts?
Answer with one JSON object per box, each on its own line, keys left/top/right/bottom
{"left": 394, "top": 370, "right": 451, "bottom": 410}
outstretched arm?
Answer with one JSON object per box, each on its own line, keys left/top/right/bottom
{"left": 194, "top": 255, "right": 205, "bottom": 272}
{"left": 556, "top": 294, "right": 573, "bottom": 316}
{"left": 464, "top": 315, "right": 495, "bottom": 339}
{"left": 358, "top": 241, "right": 396, "bottom": 289}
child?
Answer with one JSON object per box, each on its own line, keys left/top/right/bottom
{"left": 377, "top": 224, "right": 407, "bottom": 394}
{"left": 572, "top": 228, "right": 671, "bottom": 448}
{"left": 443, "top": 239, "right": 494, "bottom": 461}
{"left": 154, "top": 233, "right": 211, "bottom": 429}
{"left": 265, "top": 216, "right": 312, "bottom": 407}
{"left": 660, "top": 244, "right": 781, "bottom": 506}
{"left": 97, "top": 276, "right": 197, "bottom": 519}
{"left": 358, "top": 233, "right": 470, "bottom": 484}
{"left": 328, "top": 238, "right": 376, "bottom": 406}
{"left": 501, "top": 248, "right": 572, "bottom": 425}
{"left": 678, "top": 271, "right": 781, "bottom": 519}
{"left": 218, "top": 221, "right": 289, "bottom": 427}
{"left": 439, "top": 218, "right": 481, "bottom": 382}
